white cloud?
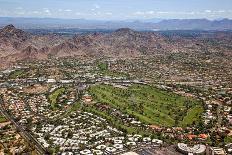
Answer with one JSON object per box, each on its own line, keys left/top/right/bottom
{"left": 205, "top": 10, "right": 212, "bottom": 13}
{"left": 43, "top": 8, "right": 50, "bottom": 13}
{"left": 216, "top": 10, "right": 225, "bottom": 13}
{"left": 64, "top": 9, "right": 72, "bottom": 12}
{"left": 105, "top": 12, "right": 113, "bottom": 15}
{"left": 157, "top": 11, "right": 169, "bottom": 14}
{"left": 91, "top": 4, "right": 101, "bottom": 12}
{"left": 75, "top": 12, "right": 82, "bottom": 15}
{"left": 95, "top": 4, "right": 100, "bottom": 9}
{"left": 156, "top": 11, "right": 206, "bottom": 15}
{"left": 134, "top": 11, "right": 145, "bottom": 15}
{"left": 147, "top": 11, "right": 154, "bottom": 14}
{"left": 42, "top": 8, "right": 51, "bottom": 16}
{"left": 45, "top": 10, "right": 50, "bottom": 13}
{"left": 134, "top": 11, "right": 155, "bottom": 15}
{"left": 32, "top": 11, "right": 39, "bottom": 14}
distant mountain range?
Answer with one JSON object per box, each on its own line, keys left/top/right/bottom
{"left": 0, "top": 17, "right": 232, "bottom": 30}
{"left": 0, "top": 24, "right": 231, "bottom": 69}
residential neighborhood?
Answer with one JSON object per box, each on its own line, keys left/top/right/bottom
{"left": 0, "top": 56, "right": 231, "bottom": 154}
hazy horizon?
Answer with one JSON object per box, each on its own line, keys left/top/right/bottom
{"left": 0, "top": 0, "right": 232, "bottom": 20}
{"left": 0, "top": 16, "right": 231, "bottom": 21}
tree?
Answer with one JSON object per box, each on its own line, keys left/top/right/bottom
{"left": 67, "top": 130, "right": 73, "bottom": 139}
{"left": 44, "top": 134, "right": 51, "bottom": 141}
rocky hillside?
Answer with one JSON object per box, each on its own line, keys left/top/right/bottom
{"left": 0, "top": 25, "right": 231, "bottom": 68}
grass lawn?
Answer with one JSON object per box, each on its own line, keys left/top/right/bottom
{"left": 225, "top": 136, "right": 232, "bottom": 143}
{"left": 9, "top": 70, "right": 27, "bottom": 79}
{"left": 89, "top": 84, "right": 203, "bottom": 127}
{"left": 97, "top": 62, "right": 108, "bottom": 71}
{"left": 49, "top": 88, "right": 66, "bottom": 109}
{"left": 0, "top": 115, "right": 7, "bottom": 123}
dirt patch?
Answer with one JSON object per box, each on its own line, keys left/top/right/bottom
{"left": 0, "top": 121, "right": 11, "bottom": 128}
{"left": 23, "top": 84, "right": 49, "bottom": 94}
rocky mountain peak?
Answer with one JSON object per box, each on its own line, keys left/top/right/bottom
{"left": 22, "top": 46, "right": 38, "bottom": 54}
{"left": 1, "top": 24, "right": 16, "bottom": 32}
{"left": 0, "top": 24, "right": 30, "bottom": 41}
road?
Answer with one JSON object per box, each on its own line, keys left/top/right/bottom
{"left": 217, "top": 104, "right": 222, "bottom": 128}
{"left": 0, "top": 96, "right": 48, "bottom": 155}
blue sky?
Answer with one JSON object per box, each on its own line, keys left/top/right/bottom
{"left": 0, "top": 0, "right": 232, "bottom": 20}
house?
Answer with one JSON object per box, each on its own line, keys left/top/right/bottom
{"left": 47, "top": 79, "right": 56, "bottom": 83}
{"left": 122, "top": 152, "right": 139, "bottom": 155}
{"left": 149, "top": 125, "right": 162, "bottom": 132}
{"left": 198, "top": 134, "right": 208, "bottom": 140}
{"left": 82, "top": 94, "right": 92, "bottom": 103}
{"left": 209, "top": 147, "right": 226, "bottom": 155}
{"left": 186, "top": 134, "right": 197, "bottom": 140}
{"left": 225, "top": 143, "right": 232, "bottom": 154}
{"left": 60, "top": 80, "right": 74, "bottom": 84}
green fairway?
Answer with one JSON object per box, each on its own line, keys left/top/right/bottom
{"left": 49, "top": 87, "right": 66, "bottom": 109}
{"left": 71, "top": 103, "right": 153, "bottom": 135}
{"left": 181, "top": 105, "right": 204, "bottom": 126}
{"left": 89, "top": 84, "right": 203, "bottom": 127}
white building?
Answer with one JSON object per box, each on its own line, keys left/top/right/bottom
{"left": 177, "top": 143, "right": 206, "bottom": 155}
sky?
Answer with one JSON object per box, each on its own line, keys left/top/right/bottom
{"left": 0, "top": 0, "right": 232, "bottom": 20}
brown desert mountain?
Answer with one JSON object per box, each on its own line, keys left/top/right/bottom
{"left": 0, "top": 25, "right": 231, "bottom": 68}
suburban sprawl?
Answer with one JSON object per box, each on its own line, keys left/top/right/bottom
{"left": 0, "top": 53, "right": 231, "bottom": 155}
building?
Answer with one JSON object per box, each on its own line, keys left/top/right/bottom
{"left": 177, "top": 143, "right": 206, "bottom": 155}
{"left": 82, "top": 94, "right": 92, "bottom": 103}
{"left": 122, "top": 152, "right": 139, "bottom": 155}
{"left": 209, "top": 147, "right": 226, "bottom": 155}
